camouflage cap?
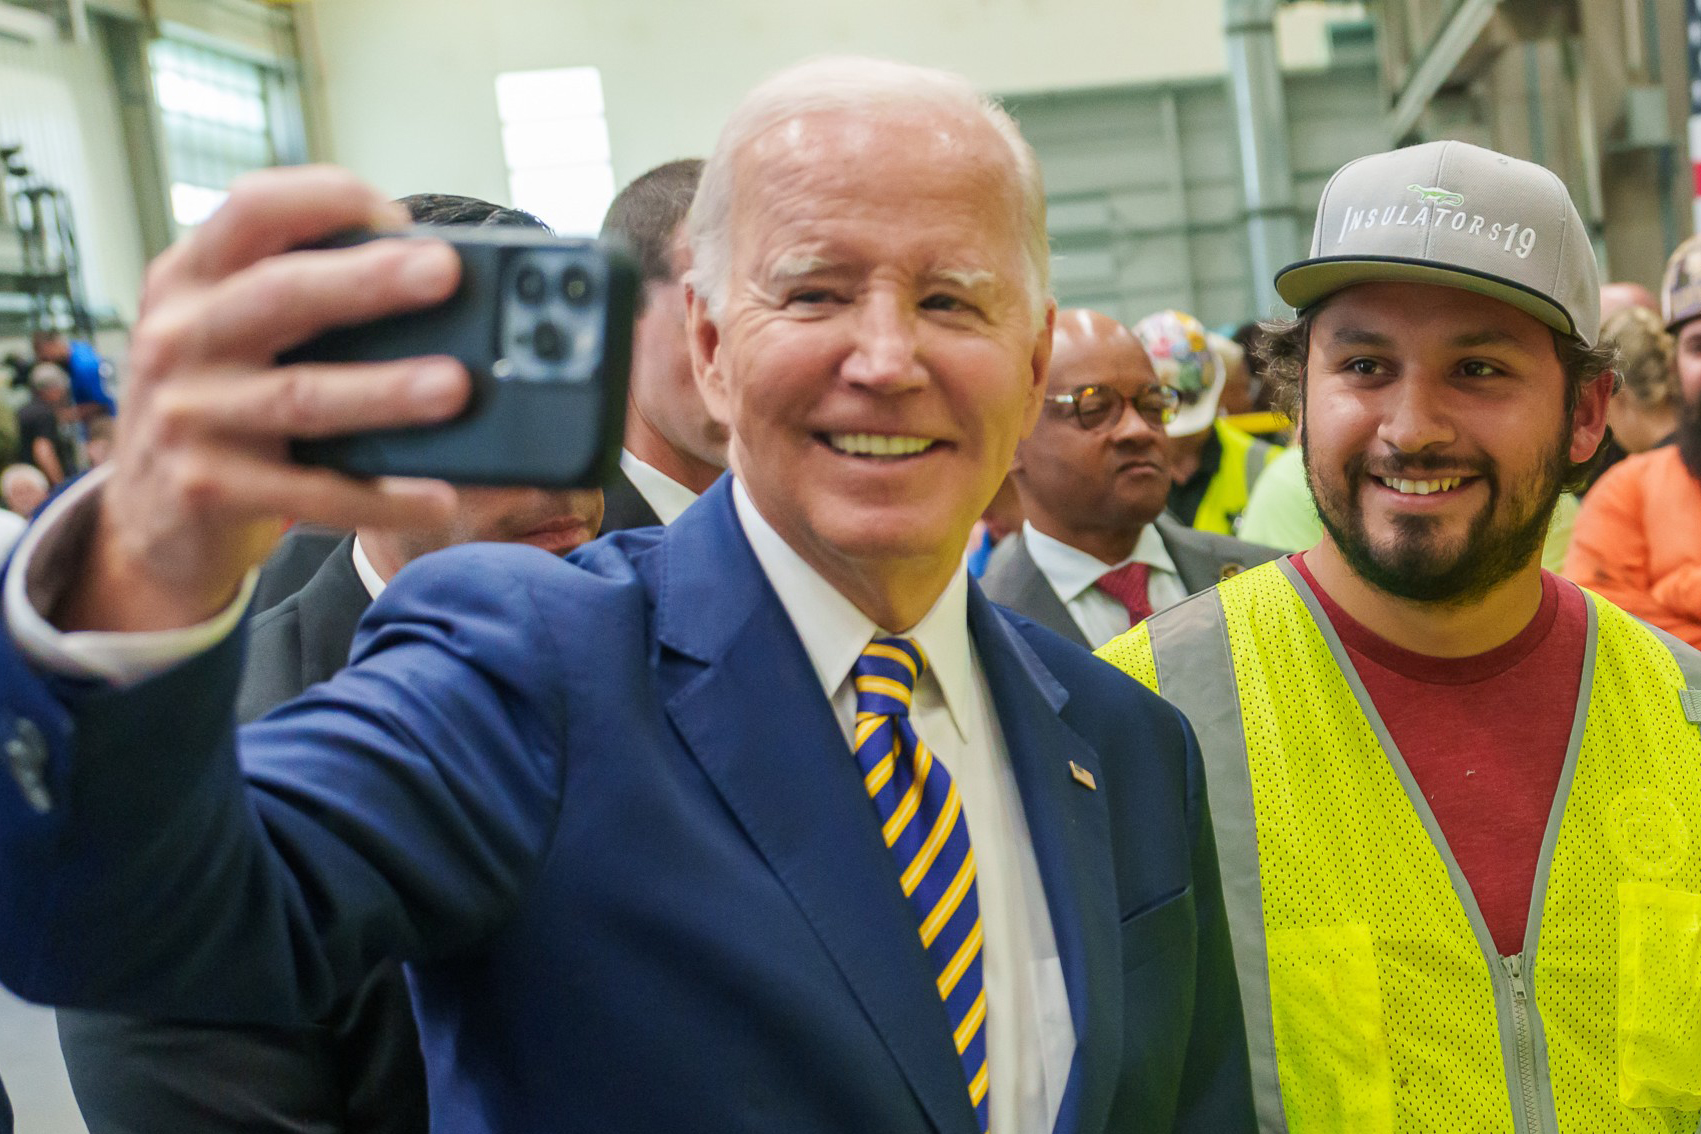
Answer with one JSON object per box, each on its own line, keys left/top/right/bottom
{"left": 1660, "top": 233, "right": 1701, "bottom": 332}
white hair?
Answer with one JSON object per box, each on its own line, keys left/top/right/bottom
{"left": 687, "top": 55, "right": 1050, "bottom": 328}
{"left": 28, "top": 362, "right": 68, "bottom": 393}
{"left": 1, "top": 462, "right": 48, "bottom": 499}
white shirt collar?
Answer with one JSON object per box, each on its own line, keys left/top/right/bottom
{"left": 620, "top": 448, "right": 701, "bottom": 526}
{"left": 1022, "top": 519, "right": 1178, "bottom": 604}
{"left": 731, "top": 478, "right": 973, "bottom": 743}
{"left": 351, "top": 535, "right": 386, "bottom": 600}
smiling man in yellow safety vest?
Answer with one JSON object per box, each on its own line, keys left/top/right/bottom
{"left": 1100, "top": 139, "right": 1701, "bottom": 1133}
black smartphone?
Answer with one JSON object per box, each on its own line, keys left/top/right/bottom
{"left": 287, "top": 227, "right": 637, "bottom": 487}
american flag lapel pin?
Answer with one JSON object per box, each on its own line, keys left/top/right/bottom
{"left": 1069, "top": 760, "right": 1097, "bottom": 791}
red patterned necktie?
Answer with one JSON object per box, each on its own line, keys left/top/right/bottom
{"left": 1097, "top": 561, "right": 1154, "bottom": 626}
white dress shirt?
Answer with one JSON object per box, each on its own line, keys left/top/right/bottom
{"left": 5, "top": 471, "right": 1077, "bottom": 1131}
{"left": 1022, "top": 521, "right": 1186, "bottom": 649}
{"left": 734, "top": 482, "right": 1074, "bottom": 1133}
{"left": 350, "top": 536, "right": 387, "bottom": 601}
{"left": 619, "top": 449, "right": 700, "bottom": 526}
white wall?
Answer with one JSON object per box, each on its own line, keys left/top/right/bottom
{"left": 303, "top": 0, "right": 1362, "bottom": 206}
{"left": 0, "top": 28, "right": 148, "bottom": 322}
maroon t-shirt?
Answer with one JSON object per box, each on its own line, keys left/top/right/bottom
{"left": 1291, "top": 554, "right": 1588, "bottom": 956}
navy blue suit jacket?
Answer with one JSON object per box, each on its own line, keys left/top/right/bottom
{"left": 0, "top": 480, "right": 1251, "bottom": 1133}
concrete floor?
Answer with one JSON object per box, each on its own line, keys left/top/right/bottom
{"left": 0, "top": 987, "right": 87, "bottom": 1134}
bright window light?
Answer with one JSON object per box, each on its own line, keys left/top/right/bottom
{"left": 494, "top": 67, "right": 614, "bottom": 236}
{"left": 149, "top": 38, "right": 278, "bottom": 234}
{"left": 170, "top": 183, "right": 230, "bottom": 228}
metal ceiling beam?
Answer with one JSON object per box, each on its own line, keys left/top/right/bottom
{"left": 1224, "top": 0, "right": 1300, "bottom": 316}
{"left": 1385, "top": 0, "right": 1502, "bottom": 142}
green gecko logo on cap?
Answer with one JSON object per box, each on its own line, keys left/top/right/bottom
{"left": 1408, "top": 184, "right": 1464, "bottom": 207}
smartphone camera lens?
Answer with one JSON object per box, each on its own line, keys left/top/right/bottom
{"left": 532, "top": 322, "right": 568, "bottom": 363}
{"left": 562, "top": 265, "right": 594, "bottom": 305}
{"left": 515, "top": 265, "right": 546, "bottom": 304}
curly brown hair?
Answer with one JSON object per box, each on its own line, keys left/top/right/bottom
{"left": 1600, "top": 305, "right": 1677, "bottom": 412}
{"left": 1254, "top": 299, "right": 1620, "bottom": 492}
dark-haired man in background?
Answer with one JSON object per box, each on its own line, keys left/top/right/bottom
{"left": 55, "top": 192, "right": 603, "bottom": 1134}
{"left": 249, "top": 193, "right": 565, "bottom": 612}
{"left": 597, "top": 158, "right": 728, "bottom": 530}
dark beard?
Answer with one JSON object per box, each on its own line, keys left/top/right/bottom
{"left": 1303, "top": 418, "right": 1565, "bottom": 607}
{"left": 1678, "top": 394, "right": 1701, "bottom": 484}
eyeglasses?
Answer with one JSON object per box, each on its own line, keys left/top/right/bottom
{"left": 1044, "top": 384, "right": 1180, "bottom": 431}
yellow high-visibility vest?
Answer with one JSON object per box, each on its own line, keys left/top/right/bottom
{"left": 1185, "top": 419, "right": 1280, "bottom": 536}
{"left": 1098, "top": 559, "right": 1701, "bottom": 1133}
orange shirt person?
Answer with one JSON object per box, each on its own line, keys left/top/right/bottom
{"left": 1565, "top": 445, "right": 1701, "bottom": 646}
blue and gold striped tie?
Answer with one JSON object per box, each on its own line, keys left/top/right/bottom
{"left": 852, "top": 637, "right": 989, "bottom": 1132}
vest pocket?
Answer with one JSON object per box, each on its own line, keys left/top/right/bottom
{"left": 1267, "top": 923, "right": 1395, "bottom": 1133}
{"left": 1617, "top": 882, "right": 1701, "bottom": 1108}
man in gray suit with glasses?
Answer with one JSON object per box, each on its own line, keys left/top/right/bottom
{"left": 983, "top": 309, "right": 1278, "bottom": 647}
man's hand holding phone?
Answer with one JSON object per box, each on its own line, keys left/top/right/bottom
{"left": 60, "top": 167, "right": 472, "bottom": 635}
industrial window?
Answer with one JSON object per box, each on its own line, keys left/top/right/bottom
{"left": 149, "top": 38, "right": 277, "bottom": 231}
{"left": 495, "top": 67, "right": 615, "bottom": 235}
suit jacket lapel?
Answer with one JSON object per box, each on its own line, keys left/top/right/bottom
{"left": 1155, "top": 513, "right": 1225, "bottom": 595}
{"left": 295, "top": 537, "right": 372, "bottom": 690}
{"left": 1003, "top": 535, "right": 1091, "bottom": 649}
{"left": 598, "top": 466, "right": 664, "bottom": 533}
{"left": 656, "top": 483, "right": 978, "bottom": 1134}
{"left": 968, "top": 589, "right": 1121, "bottom": 1134}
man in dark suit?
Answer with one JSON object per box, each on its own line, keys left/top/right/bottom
{"left": 984, "top": 309, "right": 1278, "bottom": 648}
{"left": 247, "top": 192, "right": 588, "bottom": 617}
{"left": 250, "top": 525, "right": 350, "bottom": 615}
{"left": 0, "top": 57, "right": 1251, "bottom": 1132}
{"left": 54, "top": 194, "right": 604, "bottom": 1134}
{"left": 598, "top": 159, "right": 727, "bottom": 532}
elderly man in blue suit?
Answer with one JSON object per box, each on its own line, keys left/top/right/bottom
{"left": 0, "top": 57, "right": 1251, "bottom": 1133}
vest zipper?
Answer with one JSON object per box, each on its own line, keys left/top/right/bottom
{"left": 1501, "top": 953, "right": 1543, "bottom": 1132}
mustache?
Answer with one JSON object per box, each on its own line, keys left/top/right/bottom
{"left": 1353, "top": 453, "right": 1491, "bottom": 481}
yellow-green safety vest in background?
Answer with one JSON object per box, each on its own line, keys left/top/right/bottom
{"left": 1097, "top": 558, "right": 1701, "bottom": 1134}
{"left": 1189, "top": 419, "right": 1279, "bottom": 536}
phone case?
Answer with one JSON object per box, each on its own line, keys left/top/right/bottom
{"left": 287, "top": 227, "right": 637, "bottom": 488}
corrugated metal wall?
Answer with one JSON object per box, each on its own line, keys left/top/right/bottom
{"left": 1004, "top": 62, "right": 1385, "bottom": 329}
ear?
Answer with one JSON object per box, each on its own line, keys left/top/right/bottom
{"left": 1568, "top": 367, "right": 1614, "bottom": 465}
{"left": 1017, "top": 300, "right": 1057, "bottom": 439}
{"left": 687, "top": 285, "right": 731, "bottom": 425}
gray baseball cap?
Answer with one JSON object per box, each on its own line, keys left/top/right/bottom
{"left": 1274, "top": 140, "right": 1600, "bottom": 345}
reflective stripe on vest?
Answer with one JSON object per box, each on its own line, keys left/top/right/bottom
{"left": 1097, "top": 558, "right": 1701, "bottom": 1134}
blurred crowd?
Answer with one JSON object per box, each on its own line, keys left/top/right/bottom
{"left": 0, "top": 332, "right": 115, "bottom": 553}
